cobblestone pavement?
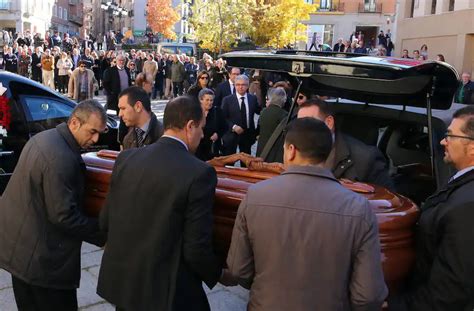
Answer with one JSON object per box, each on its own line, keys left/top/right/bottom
{"left": 0, "top": 243, "right": 249, "bottom": 310}
{"left": 0, "top": 94, "right": 251, "bottom": 311}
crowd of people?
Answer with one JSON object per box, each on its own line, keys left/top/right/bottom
{"left": 1, "top": 28, "right": 474, "bottom": 311}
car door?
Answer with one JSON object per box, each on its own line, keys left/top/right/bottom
{"left": 0, "top": 95, "right": 74, "bottom": 195}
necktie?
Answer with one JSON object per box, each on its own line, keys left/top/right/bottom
{"left": 240, "top": 97, "right": 247, "bottom": 129}
{"left": 232, "top": 84, "right": 236, "bottom": 94}
{"left": 135, "top": 128, "right": 145, "bottom": 147}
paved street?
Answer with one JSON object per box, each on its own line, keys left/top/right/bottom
{"left": 0, "top": 243, "right": 249, "bottom": 310}
{"left": 0, "top": 93, "right": 250, "bottom": 311}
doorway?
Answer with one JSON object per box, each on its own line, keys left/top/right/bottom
{"left": 355, "top": 26, "right": 378, "bottom": 48}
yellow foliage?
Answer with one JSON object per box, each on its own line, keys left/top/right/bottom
{"left": 189, "top": 0, "right": 256, "bottom": 54}
{"left": 146, "top": 0, "right": 180, "bottom": 40}
{"left": 250, "top": 0, "right": 316, "bottom": 48}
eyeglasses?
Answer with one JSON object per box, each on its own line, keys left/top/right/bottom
{"left": 298, "top": 95, "right": 306, "bottom": 100}
{"left": 130, "top": 64, "right": 136, "bottom": 66}
{"left": 443, "top": 132, "right": 474, "bottom": 141}
{"left": 200, "top": 76, "right": 209, "bottom": 80}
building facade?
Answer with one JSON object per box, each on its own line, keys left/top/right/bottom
{"left": 396, "top": 0, "right": 474, "bottom": 75}
{"left": 303, "top": 0, "right": 397, "bottom": 49}
{"left": 0, "top": 0, "right": 55, "bottom": 35}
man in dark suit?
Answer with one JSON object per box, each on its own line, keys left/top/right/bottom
{"left": 31, "top": 46, "right": 43, "bottom": 82}
{"left": 297, "top": 98, "right": 394, "bottom": 190}
{"left": 214, "top": 67, "right": 240, "bottom": 107}
{"left": 118, "top": 86, "right": 163, "bottom": 150}
{"left": 103, "top": 54, "right": 131, "bottom": 114}
{"left": 333, "top": 38, "right": 345, "bottom": 52}
{"left": 388, "top": 106, "right": 474, "bottom": 311}
{"left": 97, "top": 96, "right": 222, "bottom": 311}
{"left": 221, "top": 74, "right": 259, "bottom": 155}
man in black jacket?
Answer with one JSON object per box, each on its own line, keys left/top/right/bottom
{"left": 297, "top": 98, "right": 394, "bottom": 190}
{"left": 214, "top": 67, "right": 240, "bottom": 107}
{"left": 0, "top": 100, "right": 107, "bottom": 311}
{"left": 97, "top": 96, "right": 222, "bottom": 311}
{"left": 389, "top": 105, "right": 474, "bottom": 311}
{"left": 118, "top": 86, "right": 163, "bottom": 149}
{"left": 31, "top": 46, "right": 43, "bottom": 82}
{"left": 103, "top": 54, "right": 131, "bottom": 114}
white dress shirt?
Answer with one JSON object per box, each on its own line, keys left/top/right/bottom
{"left": 233, "top": 93, "right": 249, "bottom": 131}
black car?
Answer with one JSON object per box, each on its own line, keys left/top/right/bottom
{"left": 0, "top": 71, "right": 120, "bottom": 194}
{"left": 221, "top": 50, "right": 460, "bottom": 204}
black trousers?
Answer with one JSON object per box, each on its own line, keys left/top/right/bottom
{"left": 12, "top": 275, "right": 78, "bottom": 311}
{"left": 173, "top": 81, "right": 184, "bottom": 97}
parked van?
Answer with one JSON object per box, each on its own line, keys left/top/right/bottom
{"left": 157, "top": 42, "right": 196, "bottom": 57}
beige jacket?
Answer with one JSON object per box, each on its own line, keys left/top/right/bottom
{"left": 68, "top": 68, "right": 98, "bottom": 100}
{"left": 227, "top": 165, "right": 387, "bottom": 311}
{"left": 142, "top": 60, "right": 158, "bottom": 78}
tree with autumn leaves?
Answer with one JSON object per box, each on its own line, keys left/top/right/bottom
{"left": 189, "top": 0, "right": 316, "bottom": 52}
{"left": 146, "top": 0, "right": 180, "bottom": 40}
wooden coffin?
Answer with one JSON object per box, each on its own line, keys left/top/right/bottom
{"left": 83, "top": 150, "right": 419, "bottom": 293}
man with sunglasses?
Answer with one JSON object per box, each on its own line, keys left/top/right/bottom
{"left": 68, "top": 60, "right": 98, "bottom": 102}
{"left": 0, "top": 100, "right": 107, "bottom": 311}
{"left": 389, "top": 106, "right": 474, "bottom": 311}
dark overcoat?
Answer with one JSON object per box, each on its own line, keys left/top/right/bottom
{"left": 0, "top": 123, "right": 104, "bottom": 289}
{"left": 332, "top": 132, "right": 394, "bottom": 190}
{"left": 102, "top": 66, "right": 131, "bottom": 113}
{"left": 97, "top": 137, "right": 222, "bottom": 311}
{"left": 256, "top": 104, "right": 288, "bottom": 157}
{"left": 390, "top": 169, "right": 474, "bottom": 311}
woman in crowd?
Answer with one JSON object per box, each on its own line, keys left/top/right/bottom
{"left": 90, "top": 51, "right": 101, "bottom": 95}
{"left": 195, "top": 88, "right": 227, "bottom": 161}
{"left": 56, "top": 52, "right": 73, "bottom": 94}
{"left": 436, "top": 54, "right": 445, "bottom": 62}
{"left": 17, "top": 48, "right": 31, "bottom": 78}
{"left": 420, "top": 44, "right": 429, "bottom": 60}
{"left": 186, "top": 70, "right": 210, "bottom": 101}
{"left": 256, "top": 87, "right": 289, "bottom": 157}
{"left": 209, "top": 58, "right": 228, "bottom": 89}
{"left": 142, "top": 53, "right": 158, "bottom": 83}
{"left": 134, "top": 72, "right": 154, "bottom": 95}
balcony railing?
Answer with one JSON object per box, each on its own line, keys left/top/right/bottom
{"left": 69, "top": 0, "right": 77, "bottom": 5}
{"left": 317, "top": 2, "right": 345, "bottom": 12}
{"left": 358, "top": 2, "right": 382, "bottom": 13}
{"left": 68, "top": 15, "right": 83, "bottom": 25}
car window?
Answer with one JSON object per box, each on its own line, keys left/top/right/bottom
{"left": 22, "top": 96, "right": 73, "bottom": 121}
{"left": 20, "top": 95, "right": 74, "bottom": 133}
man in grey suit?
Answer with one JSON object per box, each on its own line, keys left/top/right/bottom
{"left": 223, "top": 118, "right": 387, "bottom": 310}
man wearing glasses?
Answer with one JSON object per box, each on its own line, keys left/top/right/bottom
{"left": 389, "top": 106, "right": 474, "bottom": 310}
{"left": 0, "top": 100, "right": 107, "bottom": 310}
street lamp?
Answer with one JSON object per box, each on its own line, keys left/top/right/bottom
{"left": 100, "top": 1, "right": 128, "bottom": 33}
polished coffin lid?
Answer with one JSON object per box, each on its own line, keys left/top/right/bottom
{"left": 83, "top": 150, "right": 419, "bottom": 291}
{"left": 220, "top": 50, "right": 459, "bottom": 110}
